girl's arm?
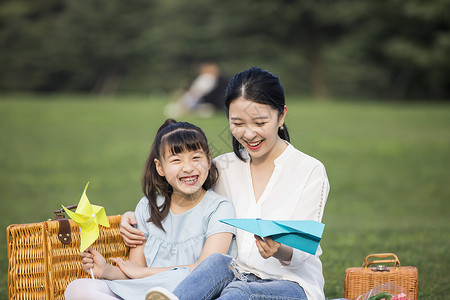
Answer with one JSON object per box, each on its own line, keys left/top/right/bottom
{"left": 187, "top": 232, "right": 234, "bottom": 269}
{"left": 81, "top": 248, "right": 130, "bottom": 280}
{"left": 112, "top": 232, "right": 234, "bottom": 278}
{"left": 82, "top": 241, "right": 147, "bottom": 280}
{"left": 107, "top": 243, "right": 148, "bottom": 279}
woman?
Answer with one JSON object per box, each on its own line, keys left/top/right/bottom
{"left": 122, "top": 67, "right": 330, "bottom": 300}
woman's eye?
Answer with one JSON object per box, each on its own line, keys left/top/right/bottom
{"left": 256, "top": 123, "right": 266, "bottom": 126}
{"left": 233, "top": 123, "right": 244, "bottom": 127}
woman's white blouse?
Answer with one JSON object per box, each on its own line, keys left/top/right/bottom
{"left": 213, "top": 143, "right": 330, "bottom": 300}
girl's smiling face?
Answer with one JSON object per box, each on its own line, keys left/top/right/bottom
{"left": 229, "top": 97, "right": 287, "bottom": 162}
{"left": 155, "top": 148, "right": 210, "bottom": 201}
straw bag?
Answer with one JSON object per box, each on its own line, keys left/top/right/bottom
{"left": 344, "top": 253, "right": 418, "bottom": 300}
{"left": 7, "top": 206, "right": 129, "bottom": 300}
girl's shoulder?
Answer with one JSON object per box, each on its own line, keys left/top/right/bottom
{"left": 201, "top": 189, "right": 235, "bottom": 218}
{"left": 135, "top": 196, "right": 149, "bottom": 217}
{"left": 202, "top": 189, "right": 232, "bottom": 207}
{"left": 135, "top": 195, "right": 165, "bottom": 217}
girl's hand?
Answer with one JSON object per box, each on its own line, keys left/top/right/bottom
{"left": 120, "top": 211, "right": 146, "bottom": 247}
{"left": 254, "top": 235, "right": 280, "bottom": 259}
{"left": 109, "top": 257, "right": 148, "bottom": 279}
{"left": 81, "top": 247, "right": 108, "bottom": 278}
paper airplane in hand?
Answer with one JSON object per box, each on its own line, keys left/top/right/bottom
{"left": 220, "top": 218, "right": 324, "bottom": 255}
{"left": 62, "top": 182, "right": 110, "bottom": 252}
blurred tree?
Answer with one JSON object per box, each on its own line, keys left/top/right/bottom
{"left": 356, "top": 0, "right": 450, "bottom": 99}
{"left": 0, "top": 0, "right": 66, "bottom": 90}
{"left": 0, "top": 0, "right": 448, "bottom": 99}
{"left": 52, "top": 0, "right": 157, "bottom": 94}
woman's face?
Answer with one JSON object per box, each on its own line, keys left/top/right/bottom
{"left": 228, "top": 97, "right": 287, "bottom": 162}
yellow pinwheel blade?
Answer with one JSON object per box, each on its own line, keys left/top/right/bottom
{"left": 63, "top": 207, "right": 90, "bottom": 224}
{"left": 92, "top": 205, "right": 110, "bottom": 228}
{"left": 62, "top": 182, "right": 109, "bottom": 252}
{"left": 79, "top": 221, "right": 99, "bottom": 252}
{"left": 75, "top": 182, "right": 94, "bottom": 217}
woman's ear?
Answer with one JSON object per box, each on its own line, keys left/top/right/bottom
{"left": 154, "top": 159, "right": 165, "bottom": 177}
{"left": 279, "top": 105, "right": 288, "bottom": 127}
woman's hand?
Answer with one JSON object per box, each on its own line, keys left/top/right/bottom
{"left": 120, "top": 211, "right": 146, "bottom": 247}
{"left": 254, "top": 235, "right": 293, "bottom": 263}
{"left": 254, "top": 235, "right": 281, "bottom": 259}
{"left": 81, "top": 247, "right": 108, "bottom": 278}
{"left": 109, "top": 257, "right": 148, "bottom": 279}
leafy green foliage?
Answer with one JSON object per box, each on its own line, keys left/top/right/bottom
{"left": 0, "top": 0, "right": 449, "bottom": 98}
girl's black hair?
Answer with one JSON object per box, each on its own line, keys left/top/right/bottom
{"left": 141, "top": 118, "right": 218, "bottom": 231}
{"left": 224, "top": 66, "right": 290, "bottom": 161}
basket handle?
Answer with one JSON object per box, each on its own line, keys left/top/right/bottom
{"left": 53, "top": 205, "right": 77, "bottom": 220}
{"left": 362, "top": 253, "right": 401, "bottom": 269}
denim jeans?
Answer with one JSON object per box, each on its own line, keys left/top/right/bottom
{"left": 172, "top": 253, "right": 307, "bottom": 300}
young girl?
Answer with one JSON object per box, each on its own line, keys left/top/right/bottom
{"left": 128, "top": 67, "right": 330, "bottom": 300}
{"left": 65, "top": 119, "right": 235, "bottom": 300}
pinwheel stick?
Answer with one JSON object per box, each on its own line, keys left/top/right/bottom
{"left": 90, "top": 268, "right": 95, "bottom": 280}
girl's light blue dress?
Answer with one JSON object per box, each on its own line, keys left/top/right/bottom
{"left": 105, "top": 190, "right": 235, "bottom": 300}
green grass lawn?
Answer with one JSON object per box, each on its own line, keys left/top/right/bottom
{"left": 1, "top": 94, "right": 449, "bottom": 299}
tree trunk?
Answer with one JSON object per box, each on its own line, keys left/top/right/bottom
{"left": 308, "top": 46, "right": 329, "bottom": 100}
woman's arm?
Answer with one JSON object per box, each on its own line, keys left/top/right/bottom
{"left": 255, "top": 165, "right": 329, "bottom": 265}
{"left": 255, "top": 235, "right": 293, "bottom": 263}
{"left": 120, "top": 211, "right": 147, "bottom": 247}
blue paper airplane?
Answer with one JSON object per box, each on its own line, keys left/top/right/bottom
{"left": 220, "top": 218, "right": 324, "bottom": 255}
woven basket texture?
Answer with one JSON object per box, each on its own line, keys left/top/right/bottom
{"left": 345, "top": 254, "right": 418, "bottom": 300}
{"left": 7, "top": 215, "right": 129, "bottom": 300}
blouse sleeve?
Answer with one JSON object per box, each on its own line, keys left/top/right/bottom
{"left": 205, "top": 197, "right": 236, "bottom": 239}
{"left": 287, "top": 164, "right": 330, "bottom": 268}
{"left": 134, "top": 197, "right": 150, "bottom": 240}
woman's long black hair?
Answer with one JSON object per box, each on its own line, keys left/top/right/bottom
{"left": 141, "top": 118, "right": 218, "bottom": 231}
{"left": 224, "top": 67, "right": 290, "bottom": 161}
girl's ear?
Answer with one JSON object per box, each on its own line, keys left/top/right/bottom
{"left": 154, "top": 159, "right": 165, "bottom": 177}
{"left": 208, "top": 152, "right": 212, "bottom": 168}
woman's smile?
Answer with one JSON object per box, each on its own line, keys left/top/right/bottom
{"left": 245, "top": 140, "right": 264, "bottom": 150}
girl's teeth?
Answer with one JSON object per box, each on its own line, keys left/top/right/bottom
{"left": 181, "top": 176, "right": 197, "bottom": 183}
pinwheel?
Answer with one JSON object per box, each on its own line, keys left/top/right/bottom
{"left": 62, "top": 182, "right": 110, "bottom": 279}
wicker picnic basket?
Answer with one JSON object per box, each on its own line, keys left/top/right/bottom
{"left": 344, "top": 253, "right": 418, "bottom": 300}
{"left": 7, "top": 207, "right": 129, "bottom": 300}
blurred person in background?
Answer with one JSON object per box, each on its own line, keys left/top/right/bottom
{"left": 165, "top": 63, "right": 228, "bottom": 118}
